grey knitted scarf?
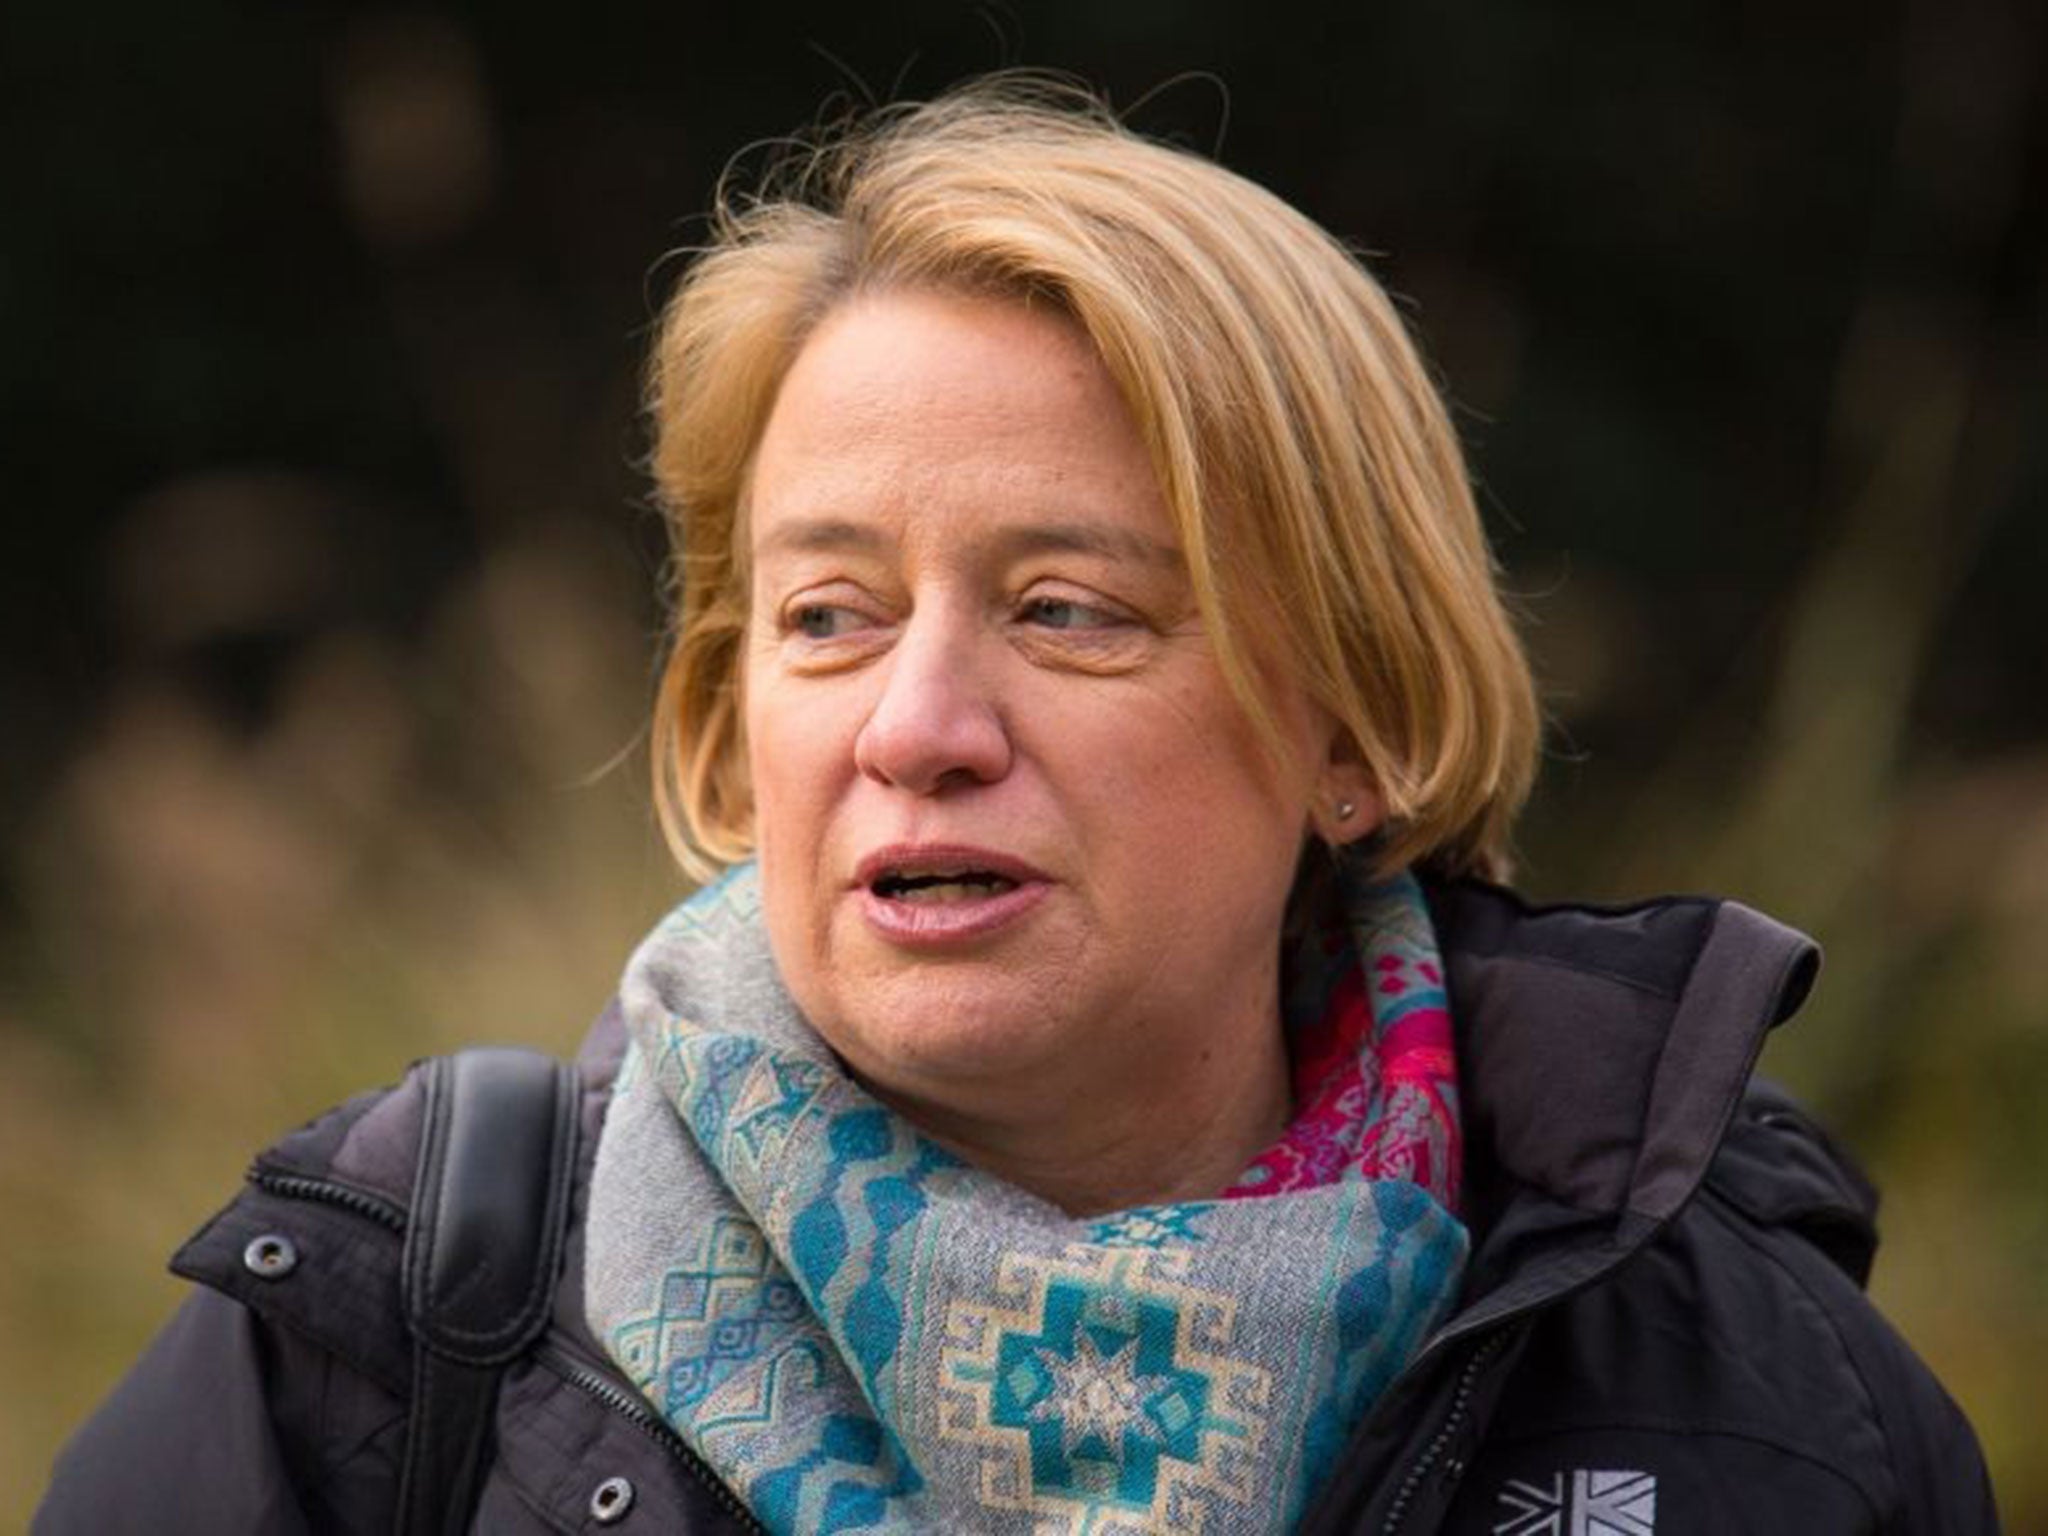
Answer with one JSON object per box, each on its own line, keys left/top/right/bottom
{"left": 586, "top": 863, "right": 1466, "bottom": 1533}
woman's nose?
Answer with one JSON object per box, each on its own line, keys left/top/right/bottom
{"left": 853, "top": 616, "right": 1013, "bottom": 795}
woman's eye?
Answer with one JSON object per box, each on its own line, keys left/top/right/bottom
{"left": 1021, "top": 596, "right": 1121, "bottom": 630}
{"left": 791, "top": 604, "right": 863, "bottom": 639}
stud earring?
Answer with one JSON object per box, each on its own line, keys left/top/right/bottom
{"left": 1335, "top": 799, "right": 1357, "bottom": 820}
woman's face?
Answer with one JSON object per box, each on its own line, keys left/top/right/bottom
{"left": 744, "top": 290, "right": 1353, "bottom": 1126}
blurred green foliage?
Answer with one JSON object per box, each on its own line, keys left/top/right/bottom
{"left": 3, "top": 0, "right": 2042, "bottom": 1526}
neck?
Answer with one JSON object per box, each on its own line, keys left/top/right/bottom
{"left": 861, "top": 1027, "right": 1293, "bottom": 1217}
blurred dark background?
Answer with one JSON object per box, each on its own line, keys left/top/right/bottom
{"left": 2, "top": 0, "right": 2043, "bottom": 1522}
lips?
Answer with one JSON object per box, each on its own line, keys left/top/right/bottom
{"left": 853, "top": 844, "right": 1051, "bottom": 945}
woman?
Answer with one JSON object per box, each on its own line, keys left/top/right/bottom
{"left": 40, "top": 80, "right": 1993, "bottom": 1533}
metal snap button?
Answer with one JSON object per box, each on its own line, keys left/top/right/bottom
{"left": 589, "top": 1475, "right": 635, "bottom": 1523}
{"left": 242, "top": 1233, "right": 298, "bottom": 1279}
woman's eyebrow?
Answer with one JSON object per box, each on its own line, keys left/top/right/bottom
{"left": 756, "top": 518, "right": 889, "bottom": 558}
{"left": 756, "top": 518, "right": 1183, "bottom": 570}
{"left": 993, "top": 523, "right": 1183, "bottom": 570}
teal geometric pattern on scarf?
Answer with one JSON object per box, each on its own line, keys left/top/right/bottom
{"left": 586, "top": 863, "right": 1468, "bottom": 1534}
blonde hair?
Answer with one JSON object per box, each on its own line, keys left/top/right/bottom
{"left": 648, "top": 77, "right": 1539, "bottom": 883}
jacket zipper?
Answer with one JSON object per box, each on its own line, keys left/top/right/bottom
{"left": 1355, "top": 1207, "right": 1679, "bottom": 1535}
{"left": 1378, "top": 1327, "right": 1508, "bottom": 1534}
{"left": 537, "top": 1342, "right": 768, "bottom": 1535}
{"left": 247, "top": 1167, "right": 407, "bottom": 1232}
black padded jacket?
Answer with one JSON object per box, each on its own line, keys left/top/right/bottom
{"left": 35, "top": 882, "right": 2001, "bottom": 1533}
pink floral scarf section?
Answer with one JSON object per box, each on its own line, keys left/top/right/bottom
{"left": 1227, "top": 869, "right": 1463, "bottom": 1213}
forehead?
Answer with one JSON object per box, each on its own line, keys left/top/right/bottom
{"left": 747, "top": 290, "right": 1176, "bottom": 560}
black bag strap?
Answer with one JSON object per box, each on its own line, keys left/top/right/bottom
{"left": 396, "top": 1047, "right": 581, "bottom": 1536}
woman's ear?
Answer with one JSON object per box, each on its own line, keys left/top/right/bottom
{"left": 1309, "top": 730, "right": 1382, "bottom": 846}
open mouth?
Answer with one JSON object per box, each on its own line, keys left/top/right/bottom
{"left": 871, "top": 869, "right": 1021, "bottom": 904}
{"left": 854, "top": 846, "right": 1048, "bottom": 942}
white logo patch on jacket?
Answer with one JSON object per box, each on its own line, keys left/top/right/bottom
{"left": 1492, "top": 1468, "right": 1657, "bottom": 1535}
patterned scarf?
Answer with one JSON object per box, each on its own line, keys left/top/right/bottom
{"left": 586, "top": 861, "right": 1466, "bottom": 1534}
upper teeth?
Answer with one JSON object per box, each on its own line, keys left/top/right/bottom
{"left": 877, "top": 870, "right": 1014, "bottom": 897}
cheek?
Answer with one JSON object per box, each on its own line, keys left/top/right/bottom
{"left": 744, "top": 687, "right": 834, "bottom": 1019}
{"left": 744, "top": 670, "right": 835, "bottom": 815}
{"left": 741, "top": 678, "right": 819, "bottom": 900}
{"left": 743, "top": 672, "right": 867, "bottom": 908}
{"left": 1145, "top": 668, "right": 1298, "bottom": 798}
{"left": 1056, "top": 675, "right": 1303, "bottom": 861}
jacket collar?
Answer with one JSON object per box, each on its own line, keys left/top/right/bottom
{"left": 1425, "top": 881, "right": 1821, "bottom": 1334}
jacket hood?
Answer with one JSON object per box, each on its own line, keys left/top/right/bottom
{"left": 1425, "top": 881, "right": 1833, "bottom": 1328}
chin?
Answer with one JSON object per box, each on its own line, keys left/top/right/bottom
{"left": 832, "top": 980, "right": 1073, "bottom": 1093}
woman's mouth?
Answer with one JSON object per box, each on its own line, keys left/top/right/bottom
{"left": 855, "top": 847, "right": 1049, "bottom": 946}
